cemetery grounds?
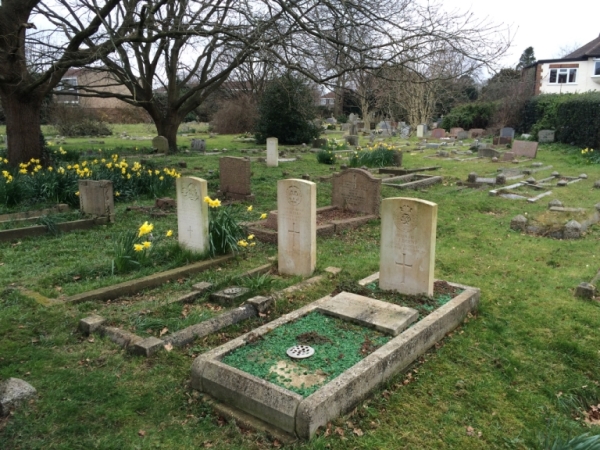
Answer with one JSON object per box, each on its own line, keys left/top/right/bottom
{"left": 1, "top": 124, "right": 600, "bottom": 449}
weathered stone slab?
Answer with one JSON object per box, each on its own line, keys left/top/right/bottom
{"left": 538, "top": 129, "right": 555, "bottom": 143}
{"left": 78, "top": 180, "right": 114, "bottom": 219}
{"left": 493, "top": 137, "right": 512, "bottom": 145}
{"left": 450, "top": 127, "right": 464, "bottom": 137}
{"left": 512, "top": 140, "right": 538, "bottom": 158}
{"left": 331, "top": 169, "right": 381, "bottom": 216}
{"left": 501, "top": 151, "right": 516, "bottom": 161}
{"left": 478, "top": 148, "right": 500, "bottom": 158}
{"left": 500, "top": 127, "right": 515, "bottom": 139}
{"left": 469, "top": 128, "right": 485, "bottom": 138}
{"left": 191, "top": 139, "right": 206, "bottom": 152}
{"left": 218, "top": 156, "right": 253, "bottom": 200}
{"left": 278, "top": 179, "right": 316, "bottom": 277}
{"left": 431, "top": 128, "right": 446, "bottom": 139}
{"left": 177, "top": 176, "right": 209, "bottom": 253}
{"left": 210, "top": 286, "right": 251, "bottom": 306}
{"left": 152, "top": 136, "right": 169, "bottom": 152}
{"left": 379, "top": 198, "right": 437, "bottom": 295}
{"left": 317, "top": 291, "right": 418, "bottom": 336}
{"left": 0, "top": 378, "right": 37, "bottom": 416}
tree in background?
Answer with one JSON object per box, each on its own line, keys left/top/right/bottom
{"left": 254, "top": 74, "right": 320, "bottom": 145}
{"left": 516, "top": 47, "right": 536, "bottom": 69}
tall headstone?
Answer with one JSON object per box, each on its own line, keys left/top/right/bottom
{"left": 218, "top": 157, "right": 254, "bottom": 201}
{"left": 417, "top": 124, "right": 427, "bottom": 138}
{"left": 379, "top": 197, "right": 437, "bottom": 295}
{"left": 152, "top": 136, "right": 169, "bottom": 153}
{"left": 500, "top": 127, "right": 515, "bottom": 139}
{"left": 277, "top": 179, "right": 316, "bottom": 277}
{"left": 176, "top": 176, "right": 209, "bottom": 253}
{"left": 191, "top": 139, "right": 206, "bottom": 152}
{"left": 78, "top": 180, "right": 114, "bottom": 221}
{"left": 267, "top": 137, "right": 279, "bottom": 167}
{"left": 332, "top": 169, "right": 381, "bottom": 216}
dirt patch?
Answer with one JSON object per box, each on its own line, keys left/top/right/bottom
{"left": 316, "top": 208, "right": 367, "bottom": 225}
{"left": 434, "top": 280, "right": 461, "bottom": 297}
{"left": 296, "top": 331, "right": 332, "bottom": 345}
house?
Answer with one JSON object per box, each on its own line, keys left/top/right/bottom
{"left": 319, "top": 91, "right": 335, "bottom": 107}
{"left": 56, "top": 68, "right": 148, "bottom": 122}
{"left": 524, "top": 34, "right": 600, "bottom": 95}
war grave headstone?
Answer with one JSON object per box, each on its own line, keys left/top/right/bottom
{"left": 267, "top": 137, "right": 279, "bottom": 167}
{"left": 217, "top": 157, "right": 255, "bottom": 201}
{"left": 79, "top": 180, "right": 115, "bottom": 221}
{"left": 249, "top": 170, "right": 381, "bottom": 242}
{"left": 152, "top": 136, "right": 169, "bottom": 153}
{"left": 278, "top": 179, "right": 316, "bottom": 277}
{"left": 190, "top": 196, "right": 479, "bottom": 440}
{"left": 500, "top": 127, "right": 515, "bottom": 139}
{"left": 431, "top": 128, "right": 446, "bottom": 139}
{"left": 191, "top": 139, "right": 206, "bottom": 152}
{"left": 538, "top": 130, "right": 555, "bottom": 143}
{"left": 512, "top": 140, "right": 539, "bottom": 158}
{"left": 417, "top": 124, "right": 427, "bottom": 138}
{"left": 177, "top": 176, "right": 209, "bottom": 253}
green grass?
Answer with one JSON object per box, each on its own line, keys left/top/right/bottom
{"left": 2, "top": 127, "right": 600, "bottom": 448}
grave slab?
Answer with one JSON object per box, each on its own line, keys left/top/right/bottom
{"left": 210, "top": 286, "right": 251, "bottom": 306}
{"left": 317, "top": 292, "right": 418, "bottom": 336}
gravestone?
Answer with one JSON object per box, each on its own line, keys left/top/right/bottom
{"left": 501, "top": 151, "right": 516, "bottom": 162}
{"left": 152, "top": 136, "right": 169, "bottom": 153}
{"left": 349, "top": 122, "right": 358, "bottom": 136}
{"left": 325, "top": 117, "right": 337, "bottom": 125}
{"left": 417, "top": 124, "right": 427, "bottom": 138}
{"left": 78, "top": 180, "right": 114, "bottom": 221}
{"left": 345, "top": 135, "right": 358, "bottom": 146}
{"left": 379, "top": 198, "right": 437, "bottom": 296}
{"left": 191, "top": 139, "right": 206, "bottom": 152}
{"left": 400, "top": 126, "right": 411, "bottom": 138}
{"left": 176, "top": 176, "right": 209, "bottom": 253}
{"left": 512, "top": 140, "right": 539, "bottom": 158}
{"left": 331, "top": 168, "right": 381, "bottom": 216}
{"left": 218, "top": 157, "right": 254, "bottom": 201}
{"left": 538, "top": 130, "right": 555, "bottom": 143}
{"left": 312, "top": 138, "right": 328, "bottom": 148}
{"left": 500, "top": 127, "right": 515, "bottom": 139}
{"left": 431, "top": 128, "right": 446, "bottom": 139}
{"left": 493, "top": 137, "right": 512, "bottom": 145}
{"left": 450, "top": 127, "right": 464, "bottom": 137}
{"left": 478, "top": 148, "right": 501, "bottom": 158}
{"left": 266, "top": 137, "right": 279, "bottom": 167}
{"left": 456, "top": 130, "right": 469, "bottom": 140}
{"left": 278, "top": 179, "right": 316, "bottom": 277}
{"left": 469, "top": 128, "right": 485, "bottom": 138}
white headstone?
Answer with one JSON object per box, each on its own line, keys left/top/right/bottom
{"left": 176, "top": 176, "right": 209, "bottom": 253}
{"left": 379, "top": 197, "right": 437, "bottom": 295}
{"left": 267, "top": 137, "right": 279, "bottom": 167}
{"left": 277, "top": 179, "right": 316, "bottom": 276}
{"left": 417, "top": 124, "right": 428, "bottom": 138}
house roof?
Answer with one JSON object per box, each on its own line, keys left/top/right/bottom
{"left": 563, "top": 33, "right": 600, "bottom": 59}
{"left": 321, "top": 92, "right": 335, "bottom": 99}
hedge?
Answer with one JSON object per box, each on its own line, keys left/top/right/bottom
{"left": 440, "top": 102, "right": 496, "bottom": 130}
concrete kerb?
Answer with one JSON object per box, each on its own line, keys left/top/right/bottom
{"left": 191, "top": 279, "right": 480, "bottom": 439}
{"left": 0, "top": 216, "right": 110, "bottom": 243}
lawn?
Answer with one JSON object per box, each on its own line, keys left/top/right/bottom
{"left": 1, "top": 127, "right": 600, "bottom": 449}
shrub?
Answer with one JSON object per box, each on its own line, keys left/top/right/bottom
{"left": 316, "top": 149, "right": 336, "bottom": 165}
{"left": 212, "top": 95, "right": 258, "bottom": 134}
{"left": 440, "top": 102, "right": 496, "bottom": 130}
{"left": 51, "top": 104, "right": 112, "bottom": 137}
{"left": 255, "top": 74, "right": 321, "bottom": 145}
{"left": 349, "top": 143, "right": 400, "bottom": 168}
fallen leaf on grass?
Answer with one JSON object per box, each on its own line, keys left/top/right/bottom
{"left": 466, "top": 426, "right": 475, "bottom": 436}
{"left": 163, "top": 343, "right": 173, "bottom": 352}
{"left": 203, "top": 441, "right": 213, "bottom": 448}
{"left": 353, "top": 428, "right": 364, "bottom": 436}
{"left": 87, "top": 337, "right": 95, "bottom": 343}
{"left": 159, "top": 327, "right": 169, "bottom": 337}
{"left": 334, "top": 427, "right": 344, "bottom": 436}
{"left": 73, "top": 275, "right": 81, "bottom": 281}
{"left": 138, "top": 430, "right": 146, "bottom": 437}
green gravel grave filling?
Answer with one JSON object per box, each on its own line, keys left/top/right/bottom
{"left": 221, "top": 311, "right": 391, "bottom": 397}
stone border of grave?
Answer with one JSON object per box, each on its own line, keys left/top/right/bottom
{"left": 79, "top": 267, "right": 333, "bottom": 356}
{"left": 490, "top": 173, "right": 587, "bottom": 202}
{"left": 245, "top": 205, "right": 377, "bottom": 244}
{"left": 378, "top": 166, "right": 441, "bottom": 176}
{"left": 59, "top": 254, "right": 234, "bottom": 305}
{"left": 381, "top": 174, "right": 443, "bottom": 190}
{"left": 575, "top": 269, "right": 600, "bottom": 299}
{"left": 190, "top": 276, "right": 479, "bottom": 440}
{"left": 510, "top": 201, "right": 600, "bottom": 239}
{"left": 0, "top": 216, "right": 111, "bottom": 243}
{"left": 0, "top": 204, "right": 69, "bottom": 223}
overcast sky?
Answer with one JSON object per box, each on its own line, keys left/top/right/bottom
{"left": 443, "top": 0, "right": 598, "bottom": 68}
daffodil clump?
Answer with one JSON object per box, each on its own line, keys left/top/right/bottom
{"left": 0, "top": 153, "right": 181, "bottom": 208}
{"left": 113, "top": 220, "right": 175, "bottom": 273}
{"left": 580, "top": 147, "right": 599, "bottom": 163}
{"left": 349, "top": 142, "right": 401, "bottom": 168}
{"left": 324, "top": 139, "right": 347, "bottom": 151}
{"left": 204, "top": 197, "right": 264, "bottom": 256}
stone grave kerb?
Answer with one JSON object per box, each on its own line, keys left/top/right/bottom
{"left": 277, "top": 179, "right": 316, "bottom": 277}
{"left": 379, "top": 197, "right": 437, "bottom": 296}
{"left": 176, "top": 176, "right": 209, "bottom": 254}
{"left": 78, "top": 180, "right": 115, "bottom": 222}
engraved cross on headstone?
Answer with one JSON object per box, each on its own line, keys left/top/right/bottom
{"left": 288, "top": 222, "right": 300, "bottom": 247}
{"left": 395, "top": 252, "right": 412, "bottom": 283}
{"left": 188, "top": 225, "right": 193, "bottom": 239}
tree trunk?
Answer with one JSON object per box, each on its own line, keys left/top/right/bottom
{"left": 155, "top": 115, "right": 181, "bottom": 154}
{"left": 1, "top": 92, "right": 43, "bottom": 167}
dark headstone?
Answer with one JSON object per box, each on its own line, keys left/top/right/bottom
{"left": 331, "top": 168, "right": 381, "bottom": 216}
{"left": 512, "top": 140, "right": 539, "bottom": 158}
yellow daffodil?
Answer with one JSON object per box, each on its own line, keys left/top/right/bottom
{"left": 75, "top": 191, "right": 79, "bottom": 196}
{"left": 247, "top": 205, "right": 253, "bottom": 212}
{"left": 247, "top": 234, "right": 255, "bottom": 240}
{"left": 115, "top": 191, "right": 120, "bottom": 197}
{"left": 47, "top": 166, "right": 53, "bottom": 171}
{"left": 138, "top": 221, "right": 154, "bottom": 237}
{"left": 260, "top": 213, "right": 267, "bottom": 220}
{"left": 134, "top": 244, "right": 144, "bottom": 252}
{"left": 203, "top": 196, "right": 211, "bottom": 204}
{"left": 249, "top": 242, "right": 256, "bottom": 247}
{"left": 142, "top": 241, "right": 151, "bottom": 249}
{"left": 166, "top": 230, "right": 173, "bottom": 237}
{"left": 237, "top": 240, "right": 248, "bottom": 247}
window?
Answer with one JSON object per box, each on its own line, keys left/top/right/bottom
{"left": 549, "top": 68, "right": 577, "bottom": 84}
{"left": 56, "top": 77, "right": 79, "bottom": 103}
{"left": 595, "top": 61, "right": 600, "bottom": 76}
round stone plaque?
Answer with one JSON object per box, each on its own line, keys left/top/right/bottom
{"left": 286, "top": 345, "right": 315, "bottom": 359}
{"left": 223, "top": 287, "right": 243, "bottom": 295}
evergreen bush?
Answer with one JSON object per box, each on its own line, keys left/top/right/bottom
{"left": 440, "top": 102, "right": 496, "bottom": 130}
